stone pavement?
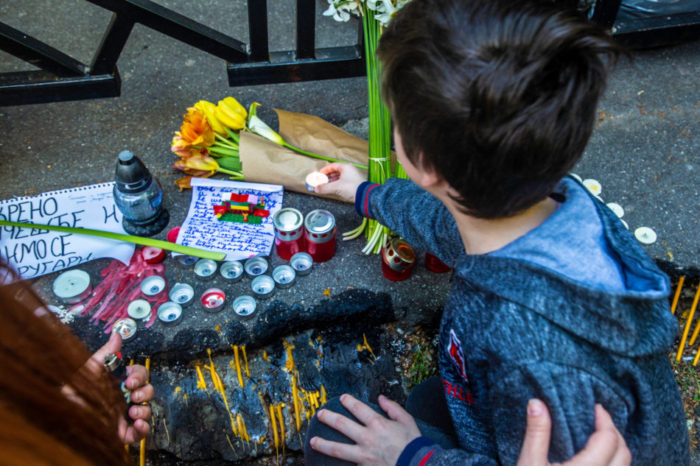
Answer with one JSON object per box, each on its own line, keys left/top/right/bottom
{"left": 0, "top": 0, "right": 698, "bottom": 464}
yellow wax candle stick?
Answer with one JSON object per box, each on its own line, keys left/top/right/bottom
{"left": 195, "top": 364, "right": 208, "bottom": 391}
{"left": 671, "top": 276, "right": 685, "bottom": 314}
{"left": 363, "top": 333, "right": 377, "bottom": 360}
{"left": 241, "top": 346, "right": 250, "bottom": 377}
{"left": 320, "top": 385, "right": 327, "bottom": 405}
{"left": 232, "top": 345, "right": 244, "bottom": 388}
{"left": 207, "top": 351, "right": 237, "bottom": 436}
{"left": 686, "top": 283, "right": 700, "bottom": 346}
{"left": 291, "top": 376, "right": 302, "bottom": 431}
{"left": 676, "top": 283, "right": 700, "bottom": 361}
{"left": 284, "top": 340, "right": 296, "bottom": 373}
{"left": 275, "top": 404, "right": 286, "bottom": 455}
{"left": 139, "top": 357, "right": 150, "bottom": 466}
{"left": 269, "top": 404, "right": 279, "bottom": 459}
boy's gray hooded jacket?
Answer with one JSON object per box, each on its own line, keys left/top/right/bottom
{"left": 356, "top": 177, "right": 689, "bottom": 465}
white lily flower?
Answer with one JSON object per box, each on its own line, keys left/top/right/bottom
{"left": 323, "top": 0, "right": 354, "bottom": 21}
{"left": 322, "top": 3, "right": 338, "bottom": 17}
{"left": 334, "top": 9, "right": 351, "bottom": 21}
{"left": 366, "top": 0, "right": 381, "bottom": 11}
{"left": 248, "top": 115, "right": 285, "bottom": 145}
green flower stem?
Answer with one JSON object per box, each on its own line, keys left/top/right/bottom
{"left": 281, "top": 141, "right": 368, "bottom": 170}
{"left": 225, "top": 128, "right": 241, "bottom": 143}
{"left": 209, "top": 146, "right": 239, "bottom": 157}
{"left": 0, "top": 220, "right": 227, "bottom": 261}
{"left": 215, "top": 133, "right": 239, "bottom": 148}
{"left": 217, "top": 167, "right": 243, "bottom": 177}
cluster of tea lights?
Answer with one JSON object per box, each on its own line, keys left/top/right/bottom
{"left": 159, "top": 250, "right": 315, "bottom": 323}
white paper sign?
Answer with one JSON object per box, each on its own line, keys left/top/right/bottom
{"left": 0, "top": 182, "right": 135, "bottom": 279}
{"left": 177, "top": 178, "right": 283, "bottom": 261}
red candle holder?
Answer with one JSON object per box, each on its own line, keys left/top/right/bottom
{"left": 381, "top": 237, "right": 416, "bottom": 281}
{"left": 273, "top": 208, "right": 306, "bottom": 260}
{"left": 424, "top": 252, "right": 452, "bottom": 273}
{"left": 304, "top": 209, "right": 337, "bottom": 263}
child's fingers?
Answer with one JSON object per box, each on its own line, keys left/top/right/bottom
{"left": 319, "top": 162, "right": 344, "bottom": 176}
{"left": 309, "top": 436, "right": 364, "bottom": 464}
{"left": 316, "top": 408, "right": 365, "bottom": 443}
{"left": 340, "top": 394, "right": 386, "bottom": 428}
{"left": 517, "top": 399, "right": 551, "bottom": 466}
{"left": 378, "top": 394, "right": 414, "bottom": 425}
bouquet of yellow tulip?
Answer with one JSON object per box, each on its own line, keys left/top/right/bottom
{"left": 171, "top": 97, "right": 365, "bottom": 190}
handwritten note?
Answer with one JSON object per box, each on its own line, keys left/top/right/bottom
{"left": 177, "top": 178, "right": 283, "bottom": 261}
{"left": 0, "top": 183, "right": 135, "bottom": 279}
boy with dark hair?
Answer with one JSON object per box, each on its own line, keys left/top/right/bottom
{"left": 304, "top": 0, "right": 689, "bottom": 464}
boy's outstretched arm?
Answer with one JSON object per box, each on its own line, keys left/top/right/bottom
{"left": 316, "top": 162, "right": 463, "bottom": 263}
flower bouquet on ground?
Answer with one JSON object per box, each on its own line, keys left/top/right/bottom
{"left": 324, "top": 0, "right": 410, "bottom": 254}
{"left": 170, "top": 98, "right": 366, "bottom": 192}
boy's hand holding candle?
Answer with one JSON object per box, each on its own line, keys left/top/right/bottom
{"left": 314, "top": 163, "right": 366, "bottom": 203}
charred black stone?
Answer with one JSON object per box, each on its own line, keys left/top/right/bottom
{"left": 165, "top": 328, "right": 221, "bottom": 360}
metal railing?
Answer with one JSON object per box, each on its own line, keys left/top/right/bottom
{"left": 0, "top": 0, "right": 698, "bottom": 107}
{"left": 0, "top": 0, "right": 365, "bottom": 106}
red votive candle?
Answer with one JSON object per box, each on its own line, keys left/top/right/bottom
{"left": 304, "top": 209, "right": 337, "bottom": 263}
{"left": 381, "top": 237, "right": 416, "bottom": 281}
{"left": 273, "top": 208, "right": 306, "bottom": 260}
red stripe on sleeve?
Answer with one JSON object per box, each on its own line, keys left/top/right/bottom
{"left": 418, "top": 450, "right": 435, "bottom": 466}
{"left": 364, "top": 183, "right": 379, "bottom": 218}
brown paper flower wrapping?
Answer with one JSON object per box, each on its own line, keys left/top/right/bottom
{"left": 239, "top": 109, "right": 369, "bottom": 203}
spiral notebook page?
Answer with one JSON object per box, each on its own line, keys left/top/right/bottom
{"left": 0, "top": 183, "right": 135, "bottom": 279}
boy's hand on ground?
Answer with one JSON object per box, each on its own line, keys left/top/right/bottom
{"left": 316, "top": 163, "right": 366, "bottom": 203}
{"left": 518, "top": 399, "right": 631, "bottom": 466}
{"left": 89, "top": 332, "right": 154, "bottom": 444}
{"left": 310, "top": 394, "right": 421, "bottom": 465}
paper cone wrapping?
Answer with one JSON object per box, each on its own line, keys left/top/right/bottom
{"left": 239, "top": 109, "right": 369, "bottom": 203}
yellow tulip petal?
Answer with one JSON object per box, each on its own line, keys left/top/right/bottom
{"left": 222, "top": 96, "right": 247, "bottom": 119}
{"left": 195, "top": 100, "right": 227, "bottom": 135}
{"left": 216, "top": 103, "right": 246, "bottom": 130}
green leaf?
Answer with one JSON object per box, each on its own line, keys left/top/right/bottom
{"left": 0, "top": 220, "right": 227, "bottom": 261}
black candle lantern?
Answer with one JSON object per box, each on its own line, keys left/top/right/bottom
{"left": 113, "top": 150, "right": 169, "bottom": 236}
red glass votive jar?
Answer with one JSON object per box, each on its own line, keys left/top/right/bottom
{"left": 381, "top": 237, "right": 416, "bottom": 281}
{"left": 273, "top": 208, "right": 305, "bottom": 260}
{"left": 424, "top": 252, "right": 452, "bottom": 273}
{"left": 304, "top": 209, "right": 337, "bottom": 263}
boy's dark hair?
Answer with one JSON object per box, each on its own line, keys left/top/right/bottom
{"left": 378, "top": 0, "right": 620, "bottom": 218}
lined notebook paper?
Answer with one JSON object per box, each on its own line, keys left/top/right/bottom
{"left": 0, "top": 183, "right": 135, "bottom": 278}
{"left": 176, "top": 178, "right": 283, "bottom": 261}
